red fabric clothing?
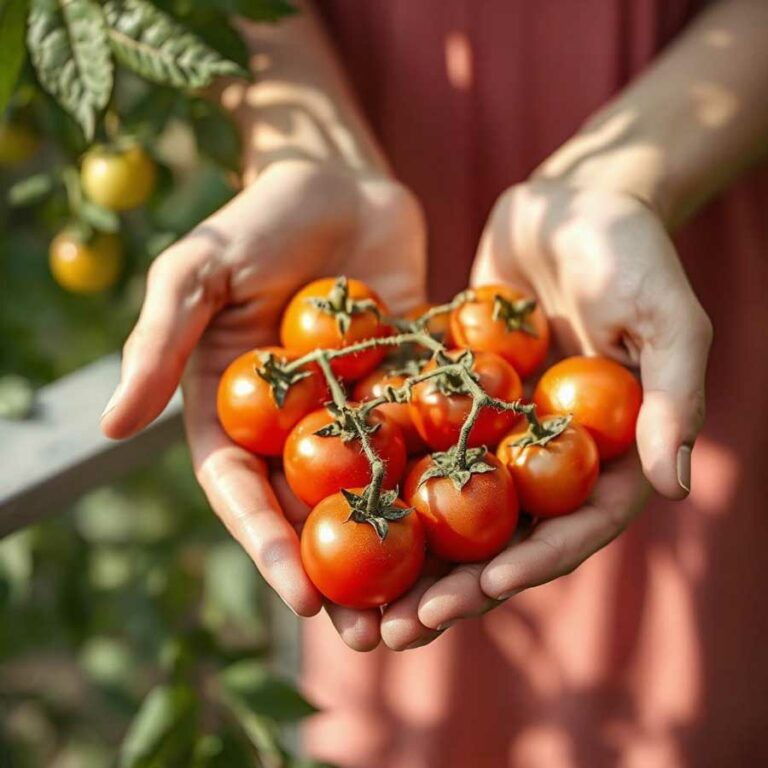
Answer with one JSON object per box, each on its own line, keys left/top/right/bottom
{"left": 302, "top": 2, "right": 768, "bottom": 766}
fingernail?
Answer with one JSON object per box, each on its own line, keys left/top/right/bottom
{"left": 436, "top": 620, "right": 458, "bottom": 631}
{"left": 100, "top": 385, "right": 123, "bottom": 420}
{"left": 676, "top": 445, "right": 692, "bottom": 494}
{"left": 496, "top": 588, "right": 522, "bottom": 601}
{"left": 403, "top": 632, "right": 442, "bottom": 651}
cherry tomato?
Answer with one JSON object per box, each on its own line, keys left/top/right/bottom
{"left": 353, "top": 368, "right": 426, "bottom": 454}
{"left": 217, "top": 347, "right": 327, "bottom": 456}
{"left": 409, "top": 350, "right": 523, "bottom": 451}
{"left": 284, "top": 405, "right": 407, "bottom": 507}
{"left": 404, "top": 302, "right": 452, "bottom": 343}
{"left": 496, "top": 418, "right": 599, "bottom": 517}
{"left": 280, "top": 277, "right": 390, "bottom": 381}
{"left": 0, "top": 122, "right": 39, "bottom": 166}
{"left": 301, "top": 489, "right": 425, "bottom": 609}
{"left": 533, "top": 356, "right": 642, "bottom": 460}
{"left": 404, "top": 452, "right": 519, "bottom": 562}
{"left": 49, "top": 230, "right": 122, "bottom": 294}
{"left": 81, "top": 143, "right": 156, "bottom": 211}
{"left": 450, "top": 284, "right": 550, "bottom": 378}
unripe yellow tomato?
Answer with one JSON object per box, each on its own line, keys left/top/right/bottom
{"left": 80, "top": 144, "right": 156, "bottom": 211}
{"left": 49, "top": 231, "right": 123, "bottom": 294}
{"left": 0, "top": 122, "right": 39, "bottom": 166}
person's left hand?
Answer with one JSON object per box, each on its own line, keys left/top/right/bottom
{"left": 380, "top": 179, "right": 712, "bottom": 650}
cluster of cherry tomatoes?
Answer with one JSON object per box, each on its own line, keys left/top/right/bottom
{"left": 217, "top": 276, "right": 642, "bottom": 610}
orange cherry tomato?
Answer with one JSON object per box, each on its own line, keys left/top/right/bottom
{"left": 301, "top": 489, "right": 425, "bottom": 609}
{"left": 49, "top": 230, "right": 123, "bottom": 294}
{"left": 409, "top": 350, "right": 523, "bottom": 451}
{"left": 283, "top": 405, "right": 407, "bottom": 508}
{"left": 450, "top": 284, "right": 550, "bottom": 378}
{"left": 496, "top": 419, "right": 599, "bottom": 517}
{"left": 404, "top": 452, "right": 519, "bottom": 563}
{"left": 404, "top": 302, "right": 452, "bottom": 343}
{"left": 217, "top": 347, "right": 327, "bottom": 456}
{"left": 280, "top": 277, "right": 390, "bottom": 381}
{"left": 533, "top": 356, "right": 642, "bottom": 460}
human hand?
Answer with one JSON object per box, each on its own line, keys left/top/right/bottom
{"left": 101, "top": 159, "right": 426, "bottom": 634}
{"left": 380, "top": 179, "right": 712, "bottom": 650}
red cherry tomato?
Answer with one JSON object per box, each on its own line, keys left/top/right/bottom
{"left": 301, "top": 489, "right": 425, "bottom": 609}
{"left": 450, "top": 284, "right": 550, "bottom": 378}
{"left": 409, "top": 350, "right": 523, "bottom": 451}
{"left": 404, "top": 452, "right": 519, "bottom": 563}
{"left": 496, "top": 419, "right": 599, "bottom": 517}
{"left": 217, "top": 347, "right": 327, "bottom": 456}
{"left": 280, "top": 276, "right": 390, "bottom": 381}
{"left": 353, "top": 368, "right": 426, "bottom": 454}
{"left": 284, "top": 405, "right": 407, "bottom": 507}
{"left": 533, "top": 356, "right": 642, "bottom": 460}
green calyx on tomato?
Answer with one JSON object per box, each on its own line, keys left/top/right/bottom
{"left": 418, "top": 445, "right": 497, "bottom": 491}
{"left": 254, "top": 350, "right": 312, "bottom": 408}
{"left": 341, "top": 487, "right": 414, "bottom": 541}
{"left": 490, "top": 293, "right": 540, "bottom": 337}
{"left": 430, "top": 349, "right": 478, "bottom": 396}
{"left": 314, "top": 401, "right": 381, "bottom": 443}
{"left": 306, "top": 275, "right": 382, "bottom": 336}
{"left": 511, "top": 413, "right": 573, "bottom": 449}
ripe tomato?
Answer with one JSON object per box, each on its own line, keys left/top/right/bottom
{"left": 404, "top": 452, "right": 518, "bottom": 562}
{"left": 217, "top": 347, "right": 327, "bottom": 456}
{"left": 496, "top": 419, "right": 599, "bottom": 517}
{"left": 280, "top": 277, "right": 390, "bottom": 381}
{"left": 450, "top": 284, "right": 550, "bottom": 378}
{"left": 301, "top": 489, "right": 425, "bottom": 609}
{"left": 533, "top": 356, "right": 642, "bottom": 460}
{"left": 404, "top": 302, "right": 452, "bottom": 343}
{"left": 0, "top": 122, "right": 39, "bottom": 166}
{"left": 284, "top": 405, "right": 407, "bottom": 507}
{"left": 81, "top": 143, "right": 156, "bottom": 211}
{"left": 49, "top": 230, "right": 123, "bottom": 294}
{"left": 409, "top": 350, "right": 523, "bottom": 451}
{"left": 353, "top": 368, "right": 426, "bottom": 454}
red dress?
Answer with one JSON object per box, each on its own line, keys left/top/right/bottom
{"left": 302, "top": 2, "right": 768, "bottom": 765}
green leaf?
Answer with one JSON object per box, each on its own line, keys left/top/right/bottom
{"left": 190, "top": 100, "right": 241, "bottom": 172}
{"left": 104, "top": 0, "right": 246, "bottom": 89}
{"left": 27, "top": 0, "right": 113, "bottom": 140}
{"left": 7, "top": 172, "right": 55, "bottom": 206}
{"left": 0, "top": 374, "right": 35, "bottom": 419}
{"left": 79, "top": 198, "right": 120, "bottom": 232}
{"left": 184, "top": 10, "right": 249, "bottom": 71}
{"left": 119, "top": 684, "right": 198, "bottom": 768}
{"left": 220, "top": 660, "right": 317, "bottom": 723}
{"left": 0, "top": 0, "right": 29, "bottom": 115}
{"left": 191, "top": 0, "right": 296, "bottom": 23}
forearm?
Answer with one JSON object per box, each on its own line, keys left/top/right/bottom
{"left": 221, "top": 1, "right": 388, "bottom": 184}
{"left": 536, "top": 0, "right": 768, "bottom": 229}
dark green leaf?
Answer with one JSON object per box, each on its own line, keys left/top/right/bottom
{"left": 119, "top": 684, "right": 198, "bottom": 768}
{"left": 0, "top": 0, "right": 29, "bottom": 115}
{"left": 192, "top": 0, "right": 296, "bottom": 23}
{"left": 190, "top": 100, "right": 242, "bottom": 172}
{"left": 79, "top": 199, "right": 120, "bottom": 232}
{"left": 104, "top": 0, "right": 247, "bottom": 89}
{"left": 7, "top": 172, "right": 55, "bottom": 206}
{"left": 184, "top": 10, "right": 249, "bottom": 71}
{"left": 220, "top": 660, "right": 317, "bottom": 722}
{"left": 27, "top": 0, "right": 113, "bottom": 140}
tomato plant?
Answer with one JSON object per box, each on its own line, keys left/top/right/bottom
{"left": 283, "top": 404, "right": 407, "bottom": 507}
{"left": 300, "top": 488, "right": 425, "bottom": 609}
{"left": 533, "top": 355, "right": 642, "bottom": 460}
{"left": 404, "top": 449, "right": 519, "bottom": 562}
{"left": 496, "top": 417, "right": 599, "bottom": 517}
{"left": 49, "top": 229, "right": 123, "bottom": 294}
{"left": 409, "top": 350, "right": 523, "bottom": 451}
{"left": 217, "top": 347, "right": 327, "bottom": 457}
{"left": 280, "top": 276, "right": 391, "bottom": 380}
{"left": 80, "top": 143, "right": 157, "bottom": 211}
{"left": 450, "top": 284, "right": 550, "bottom": 378}
{"left": 0, "top": 121, "right": 39, "bottom": 166}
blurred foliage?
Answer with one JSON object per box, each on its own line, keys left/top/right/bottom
{"left": 0, "top": 1, "right": 331, "bottom": 766}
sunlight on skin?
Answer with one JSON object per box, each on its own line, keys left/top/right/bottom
{"left": 689, "top": 82, "right": 740, "bottom": 128}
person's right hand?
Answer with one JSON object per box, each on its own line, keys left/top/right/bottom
{"left": 101, "top": 159, "right": 426, "bottom": 638}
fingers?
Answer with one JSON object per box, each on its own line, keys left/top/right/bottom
{"left": 101, "top": 227, "right": 229, "bottom": 439}
{"left": 184, "top": 371, "right": 323, "bottom": 618}
{"left": 635, "top": 295, "right": 713, "bottom": 500}
{"left": 481, "top": 453, "right": 649, "bottom": 600}
{"left": 325, "top": 604, "right": 382, "bottom": 652}
{"left": 380, "top": 576, "right": 443, "bottom": 650}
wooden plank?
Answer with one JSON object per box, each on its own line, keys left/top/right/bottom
{"left": 0, "top": 354, "right": 183, "bottom": 537}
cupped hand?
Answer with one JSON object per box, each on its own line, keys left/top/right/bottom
{"left": 380, "top": 179, "right": 712, "bottom": 650}
{"left": 101, "top": 159, "right": 426, "bottom": 636}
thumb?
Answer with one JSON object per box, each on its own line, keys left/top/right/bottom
{"left": 635, "top": 296, "right": 713, "bottom": 500}
{"left": 101, "top": 226, "right": 227, "bottom": 439}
